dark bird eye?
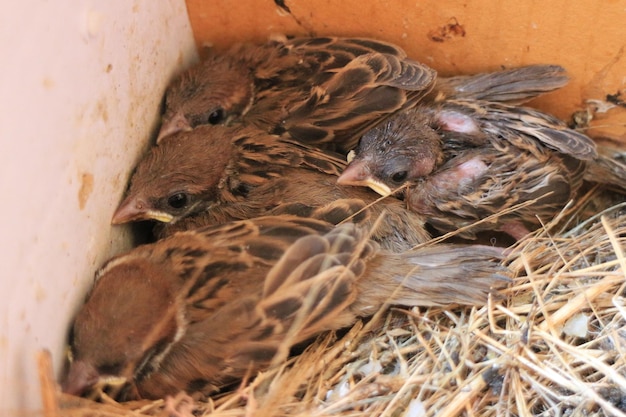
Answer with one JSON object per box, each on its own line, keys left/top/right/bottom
{"left": 167, "top": 193, "right": 188, "bottom": 209}
{"left": 98, "top": 361, "right": 124, "bottom": 376}
{"left": 207, "top": 108, "right": 225, "bottom": 125}
{"left": 391, "top": 171, "right": 408, "bottom": 184}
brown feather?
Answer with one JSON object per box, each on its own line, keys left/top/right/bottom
{"left": 158, "top": 36, "right": 436, "bottom": 153}
{"left": 430, "top": 64, "right": 569, "bottom": 104}
{"left": 113, "top": 125, "right": 431, "bottom": 251}
{"left": 339, "top": 98, "right": 595, "bottom": 239}
{"left": 67, "top": 202, "right": 509, "bottom": 399}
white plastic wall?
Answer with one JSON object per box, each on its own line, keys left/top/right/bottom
{"left": 0, "top": 1, "right": 197, "bottom": 413}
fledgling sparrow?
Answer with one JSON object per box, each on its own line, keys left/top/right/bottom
{"left": 337, "top": 99, "right": 599, "bottom": 239}
{"left": 112, "top": 125, "right": 432, "bottom": 251}
{"left": 65, "top": 200, "right": 509, "bottom": 400}
{"left": 158, "top": 34, "right": 568, "bottom": 152}
{"left": 157, "top": 36, "right": 436, "bottom": 152}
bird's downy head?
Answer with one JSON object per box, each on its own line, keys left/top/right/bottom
{"left": 338, "top": 110, "right": 443, "bottom": 196}
{"left": 157, "top": 54, "right": 255, "bottom": 142}
{"left": 63, "top": 254, "right": 184, "bottom": 398}
{"left": 112, "top": 126, "right": 236, "bottom": 225}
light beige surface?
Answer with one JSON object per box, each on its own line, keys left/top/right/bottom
{"left": 0, "top": 0, "right": 197, "bottom": 412}
{"left": 187, "top": 0, "right": 626, "bottom": 142}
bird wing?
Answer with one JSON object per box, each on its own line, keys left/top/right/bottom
{"left": 436, "top": 99, "right": 598, "bottom": 160}
{"left": 273, "top": 52, "right": 436, "bottom": 152}
{"left": 175, "top": 220, "right": 373, "bottom": 391}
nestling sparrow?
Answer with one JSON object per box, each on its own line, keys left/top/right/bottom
{"left": 337, "top": 99, "right": 598, "bottom": 239}
{"left": 112, "top": 125, "right": 432, "bottom": 251}
{"left": 65, "top": 200, "right": 509, "bottom": 400}
{"left": 158, "top": 34, "right": 566, "bottom": 151}
{"left": 157, "top": 36, "right": 436, "bottom": 152}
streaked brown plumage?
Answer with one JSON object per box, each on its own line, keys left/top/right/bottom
{"left": 158, "top": 34, "right": 567, "bottom": 153}
{"left": 158, "top": 36, "right": 436, "bottom": 152}
{"left": 426, "top": 64, "right": 569, "bottom": 104}
{"left": 112, "top": 125, "right": 431, "bottom": 251}
{"left": 65, "top": 200, "right": 509, "bottom": 400}
{"left": 338, "top": 99, "right": 598, "bottom": 239}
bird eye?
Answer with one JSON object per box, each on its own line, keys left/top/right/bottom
{"left": 98, "top": 361, "right": 124, "bottom": 376}
{"left": 391, "top": 171, "right": 408, "bottom": 184}
{"left": 167, "top": 193, "right": 188, "bottom": 209}
{"left": 207, "top": 108, "right": 225, "bottom": 125}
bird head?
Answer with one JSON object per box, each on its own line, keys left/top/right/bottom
{"left": 63, "top": 254, "right": 183, "bottom": 398}
{"left": 112, "top": 125, "right": 236, "bottom": 225}
{"left": 337, "top": 109, "right": 443, "bottom": 196}
{"left": 157, "top": 54, "right": 254, "bottom": 142}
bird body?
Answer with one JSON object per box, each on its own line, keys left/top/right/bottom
{"left": 66, "top": 202, "right": 508, "bottom": 399}
{"left": 113, "top": 125, "right": 434, "bottom": 250}
{"left": 338, "top": 99, "right": 596, "bottom": 239}
{"left": 158, "top": 36, "right": 436, "bottom": 153}
{"left": 160, "top": 39, "right": 568, "bottom": 158}
{"left": 119, "top": 51, "right": 587, "bottom": 242}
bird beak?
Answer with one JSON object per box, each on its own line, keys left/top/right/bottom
{"left": 156, "top": 111, "right": 192, "bottom": 143}
{"left": 62, "top": 360, "right": 100, "bottom": 396}
{"left": 62, "top": 359, "right": 130, "bottom": 398}
{"left": 112, "top": 196, "right": 174, "bottom": 224}
{"left": 337, "top": 160, "right": 393, "bottom": 197}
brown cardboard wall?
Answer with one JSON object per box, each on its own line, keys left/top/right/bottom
{"left": 186, "top": 0, "right": 626, "bottom": 143}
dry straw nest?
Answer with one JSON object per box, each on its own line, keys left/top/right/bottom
{"left": 41, "top": 188, "right": 626, "bottom": 417}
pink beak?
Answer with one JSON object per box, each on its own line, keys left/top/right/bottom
{"left": 112, "top": 196, "right": 146, "bottom": 224}
{"left": 337, "top": 159, "right": 370, "bottom": 186}
{"left": 337, "top": 160, "right": 393, "bottom": 196}
{"left": 112, "top": 195, "right": 174, "bottom": 224}
{"left": 62, "top": 360, "right": 99, "bottom": 396}
{"left": 156, "top": 111, "right": 192, "bottom": 143}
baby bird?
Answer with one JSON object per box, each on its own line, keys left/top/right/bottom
{"left": 112, "top": 125, "right": 432, "bottom": 251}
{"left": 157, "top": 36, "right": 436, "bottom": 152}
{"left": 64, "top": 200, "right": 508, "bottom": 400}
{"left": 337, "top": 100, "right": 598, "bottom": 239}
{"left": 158, "top": 34, "right": 567, "bottom": 153}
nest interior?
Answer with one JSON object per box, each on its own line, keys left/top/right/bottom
{"left": 41, "top": 188, "right": 626, "bottom": 416}
{"left": 36, "top": 2, "right": 626, "bottom": 416}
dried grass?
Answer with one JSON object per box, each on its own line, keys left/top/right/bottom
{"left": 42, "top": 189, "right": 626, "bottom": 417}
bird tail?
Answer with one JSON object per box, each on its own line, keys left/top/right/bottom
{"left": 355, "top": 244, "right": 510, "bottom": 312}
{"left": 585, "top": 145, "right": 626, "bottom": 192}
{"left": 223, "top": 222, "right": 509, "bottom": 382}
{"left": 435, "top": 64, "right": 568, "bottom": 104}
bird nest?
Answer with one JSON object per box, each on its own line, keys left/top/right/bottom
{"left": 41, "top": 188, "right": 626, "bottom": 417}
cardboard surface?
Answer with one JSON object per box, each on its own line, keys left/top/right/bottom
{"left": 186, "top": 0, "right": 626, "bottom": 143}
